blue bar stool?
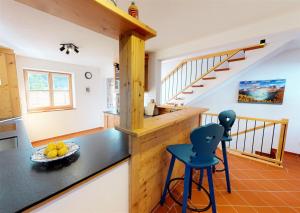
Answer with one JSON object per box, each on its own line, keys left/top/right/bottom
{"left": 160, "top": 123, "right": 224, "bottom": 213}
{"left": 200, "top": 110, "right": 236, "bottom": 193}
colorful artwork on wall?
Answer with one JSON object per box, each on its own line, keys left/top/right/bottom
{"left": 238, "top": 79, "right": 286, "bottom": 104}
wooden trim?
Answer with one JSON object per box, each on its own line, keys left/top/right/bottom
{"left": 0, "top": 47, "right": 14, "bottom": 54}
{"left": 16, "top": 0, "right": 156, "bottom": 40}
{"left": 276, "top": 119, "right": 289, "bottom": 162}
{"left": 228, "top": 57, "right": 246, "bottom": 62}
{"left": 24, "top": 70, "right": 74, "bottom": 113}
{"left": 202, "top": 77, "right": 216, "bottom": 80}
{"left": 227, "top": 149, "right": 283, "bottom": 168}
{"left": 231, "top": 122, "right": 274, "bottom": 137}
{"left": 161, "top": 43, "right": 265, "bottom": 83}
{"left": 214, "top": 68, "right": 230, "bottom": 72}
{"left": 31, "top": 127, "right": 104, "bottom": 147}
{"left": 167, "top": 50, "right": 240, "bottom": 101}
{"left": 0, "top": 123, "right": 16, "bottom": 132}
{"left": 203, "top": 112, "right": 288, "bottom": 124}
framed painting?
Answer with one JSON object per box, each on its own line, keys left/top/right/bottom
{"left": 238, "top": 79, "right": 286, "bottom": 104}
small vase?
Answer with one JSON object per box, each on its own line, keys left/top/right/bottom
{"left": 128, "top": 1, "right": 139, "bottom": 19}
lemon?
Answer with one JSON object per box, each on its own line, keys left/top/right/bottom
{"left": 56, "top": 141, "right": 66, "bottom": 149}
{"left": 47, "top": 149, "right": 58, "bottom": 159}
{"left": 58, "top": 146, "right": 68, "bottom": 157}
{"left": 44, "top": 143, "right": 57, "bottom": 155}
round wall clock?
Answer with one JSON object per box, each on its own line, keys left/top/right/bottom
{"left": 85, "top": 72, "right": 92, "bottom": 79}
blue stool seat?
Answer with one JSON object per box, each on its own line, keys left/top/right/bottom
{"left": 167, "top": 144, "right": 219, "bottom": 168}
{"left": 160, "top": 123, "right": 224, "bottom": 213}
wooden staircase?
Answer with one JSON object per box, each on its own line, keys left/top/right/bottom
{"left": 161, "top": 41, "right": 266, "bottom": 105}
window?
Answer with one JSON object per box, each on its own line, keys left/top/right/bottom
{"left": 24, "top": 70, "right": 73, "bottom": 112}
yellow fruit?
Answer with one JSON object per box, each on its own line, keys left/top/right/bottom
{"left": 58, "top": 147, "right": 68, "bottom": 157}
{"left": 56, "top": 141, "right": 66, "bottom": 149}
{"left": 44, "top": 143, "right": 57, "bottom": 155}
{"left": 47, "top": 150, "right": 58, "bottom": 159}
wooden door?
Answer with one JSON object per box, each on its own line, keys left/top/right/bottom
{"left": 0, "top": 53, "right": 13, "bottom": 119}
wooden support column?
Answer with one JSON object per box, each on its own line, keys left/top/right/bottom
{"left": 119, "top": 32, "right": 145, "bottom": 130}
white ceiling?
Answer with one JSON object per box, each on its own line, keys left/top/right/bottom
{"left": 1, "top": 0, "right": 300, "bottom": 67}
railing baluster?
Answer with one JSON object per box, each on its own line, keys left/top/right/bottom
{"left": 195, "top": 60, "right": 198, "bottom": 80}
{"left": 213, "top": 56, "right": 215, "bottom": 67}
{"left": 172, "top": 72, "right": 175, "bottom": 98}
{"left": 168, "top": 78, "right": 170, "bottom": 101}
{"left": 181, "top": 66, "right": 183, "bottom": 91}
{"left": 270, "top": 124, "right": 276, "bottom": 157}
{"left": 205, "top": 114, "right": 208, "bottom": 125}
{"left": 210, "top": 115, "right": 213, "bottom": 123}
{"left": 236, "top": 119, "right": 240, "bottom": 149}
{"left": 260, "top": 122, "right": 266, "bottom": 153}
{"left": 185, "top": 62, "right": 188, "bottom": 87}
{"left": 176, "top": 68, "right": 178, "bottom": 95}
{"left": 251, "top": 120, "right": 257, "bottom": 153}
{"left": 190, "top": 61, "right": 193, "bottom": 84}
{"left": 201, "top": 59, "right": 203, "bottom": 76}
{"left": 243, "top": 120, "right": 248, "bottom": 152}
{"left": 206, "top": 58, "right": 209, "bottom": 73}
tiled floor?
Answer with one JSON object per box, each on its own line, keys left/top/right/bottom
{"left": 152, "top": 151, "right": 300, "bottom": 213}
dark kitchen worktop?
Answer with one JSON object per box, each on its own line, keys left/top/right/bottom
{"left": 0, "top": 119, "right": 130, "bottom": 213}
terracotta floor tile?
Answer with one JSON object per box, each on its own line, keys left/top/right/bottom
{"left": 273, "top": 192, "right": 300, "bottom": 207}
{"left": 274, "top": 207, "right": 297, "bottom": 213}
{"left": 222, "top": 192, "right": 249, "bottom": 205}
{"left": 256, "top": 192, "right": 288, "bottom": 207}
{"left": 234, "top": 206, "right": 258, "bottom": 213}
{"left": 255, "top": 207, "right": 279, "bottom": 213}
{"left": 238, "top": 191, "right": 268, "bottom": 206}
{"left": 152, "top": 153, "right": 300, "bottom": 213}
{"left": 217, "top": 206, "right": 238, "bottom": 213}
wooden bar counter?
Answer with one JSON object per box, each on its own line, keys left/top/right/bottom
{"left": 116, "top": 106, "right": 208, "bottom": 212}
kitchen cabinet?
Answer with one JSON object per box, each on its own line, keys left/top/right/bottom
{"left": 0, "top": 47, "right": 21, "bottom": 120}
{"left": 104, "top": 112, "right": 120, "bottom": 128}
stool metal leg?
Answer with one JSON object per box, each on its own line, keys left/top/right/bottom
{"left": 182, "top": 166, "right": 191, "bottom": 213}
{"left": 160, "top": 155, "right": 176, "bottom": 205}
{"left": 207, "top": 166, "right": 217, "bottom": 213}
{"left": 188, "top": 169, "right": 193, "bottom": 199}
{"left": 198, "top": 168, "right": 204, "bottom": 191}
{"left": 221, "top": 141, "right": 231, "bottom": 193}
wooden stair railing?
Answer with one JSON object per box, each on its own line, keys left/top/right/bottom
{"left": 161, "top": 42, "right": 265, "bottom": 104}
{"left": 202, "top": 112, "right": 289, "bottom": 167}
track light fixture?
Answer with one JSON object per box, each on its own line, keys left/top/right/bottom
{"left": 59, "top": 43, "right": 79, "bottom": 54}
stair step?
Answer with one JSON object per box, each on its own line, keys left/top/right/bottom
{"left": 215, "top": 68, "right": 230, "bottom": 72}
{"left": 203, "top": 77, "right": 216, "bottom": 80}
{"left": 175, "top": 97, "right": 184, "bottom": 100}
{"left": 228, "top": 57, "right": 246, "bottom": 62}
{"left": 167, "top": 102, "right": 176, "bottom": 105}
{"left": 182, "top": 91, "right": 193, "bottom": 94}
{"left": 192, "top": 84, "right": 204, "bottom": 88}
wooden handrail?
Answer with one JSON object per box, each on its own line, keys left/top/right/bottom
{"left": 203, "top": 112, "right": 288, "bottom": 124}
{"left": 161, "top": 43, "right": 265, "bottom": 83}
{"left": 167, "top": 50, "right": 240, "bottom": 101}
{"left": 231, "top": 122, "right": 274, "bottom": 137}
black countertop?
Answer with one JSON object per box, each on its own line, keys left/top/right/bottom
{"left": 0, "top": 119, "right": 130, "bottom": 213}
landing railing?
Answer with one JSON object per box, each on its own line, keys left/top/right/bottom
{"left": 161, "top": 43, "right": 265, "bottom": 104}
{"left": 202, "top": 112, "right": 289, "bottom": 167}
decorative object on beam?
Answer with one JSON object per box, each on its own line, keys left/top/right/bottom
{"left": 128, "top": 0, "right": 139, "bottom": 19}
{"left": 260, "top": 39, "right": 266, "bottom": 45}
{"left": 109, "top": 0, "right": 117, "bottom": 6}
{"left": 59, "top": 43, "right": 79, "bottom": 55}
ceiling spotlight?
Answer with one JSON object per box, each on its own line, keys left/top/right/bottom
{"left": 59, "top": 43, "right": 79, "bottom": 54}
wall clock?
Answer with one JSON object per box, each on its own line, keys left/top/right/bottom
{"left": 85, "top": 72, "right": 92, "bottom": 79}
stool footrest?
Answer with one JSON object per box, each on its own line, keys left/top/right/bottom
{"left": 167, "top": 177, "right": 212, "bottom": 212}
{"left": 215, "top": 155, "right": 225, "bottom": 172}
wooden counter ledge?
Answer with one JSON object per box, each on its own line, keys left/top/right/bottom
{"left": 116, "top": 106, "right": 208, "bottom": 213}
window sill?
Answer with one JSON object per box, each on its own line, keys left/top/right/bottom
{"left": 27, "top": 107, "right": 76, "bottom": 114}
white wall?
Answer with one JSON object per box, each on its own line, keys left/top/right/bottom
{"left": 191, "top": 48, "right": 300, "bottom": 154}
{"left": 33, "top": 161, "right": 129, "bottom": 213}
{"left": 16, "top": 55, "right": 114, "bottom": 142}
